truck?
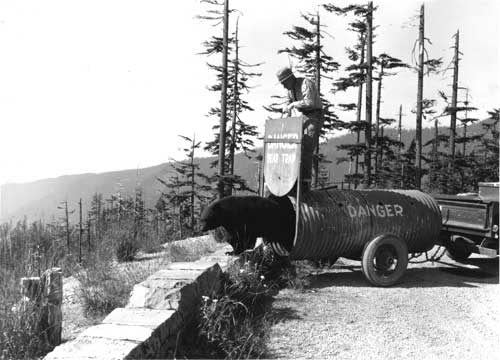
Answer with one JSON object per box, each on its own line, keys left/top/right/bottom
{"left": 434, "top": 182, "right": 499, "bottom": 261}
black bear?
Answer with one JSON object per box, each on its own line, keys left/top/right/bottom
{"left": 200, "top": 195, "right": 295, "bottom": 255}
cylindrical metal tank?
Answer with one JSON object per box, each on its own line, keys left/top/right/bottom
{"left": 267, "top": 188, "right": 442, "bottom": 260}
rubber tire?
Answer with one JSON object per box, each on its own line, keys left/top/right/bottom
{"left": 446, "top": 237, "right": 472, "bottom": 262}
{"left": 361, "top": 234, "right": 409, "bottom": 287}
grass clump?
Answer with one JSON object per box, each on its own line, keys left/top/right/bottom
{"left": 115, "top": 236, "right": 139, "bottom": 262}
{"left": 75, "top": 255, "right": 166, "bottom": 317}
{"left": 75, "top": 261, "right": 131, "bottom": 317}
{"left": 0, "top": 269, "right": 52, "bottom": 360}
{"left": 184, "top": 245, "right": 295, "bottom": 359}
{"left": 0, "top": 301, "right": 51, "bottom": 360}
{"left": 76, "top": 235, "right": 219, "bottom": 317}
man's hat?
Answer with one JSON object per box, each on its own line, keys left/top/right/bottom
{"left": 276, "top": 67, "right": 294, "bottom": 83}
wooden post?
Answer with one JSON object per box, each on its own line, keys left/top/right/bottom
{"left": 20, "top": 267, "right": 62, "bottom": 347}
{"left": 42, "top": 267, "right": 63, "bottom": 346}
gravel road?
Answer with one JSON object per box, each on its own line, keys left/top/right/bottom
{"left": 267, "top": 250, "right": 499, "bottom": 360}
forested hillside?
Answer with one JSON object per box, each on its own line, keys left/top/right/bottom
{"left": 1, "top": 120, "right": 493, "bottom": 223}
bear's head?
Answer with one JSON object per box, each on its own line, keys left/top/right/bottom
{"left": 199, "top": 201, "right": 224, "bottom": 231}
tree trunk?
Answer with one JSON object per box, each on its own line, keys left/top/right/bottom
{"left": 78, "top": 198, "right": 82, "bottom": 263}
{"left": 229, "top": 17, "right": 239, "bottom": 196}
{"left": 462, "top": 82, "right": 469, "bottom": 156}
{"left": 374, "top": 62, "right": 384, "bottom": 184}
{"left": 118, "top": 192, "right": 122, "bottom": 227}
{"left": 363, "top": 1, "right": 373, "bottom": 187}
{"left": 217, "top": 0, "right": 230, "bottom": 199}
{"left": 178, "top": 206, "right": 183, "bottom": 240}
{"left": 191, "top": 135, "right": 196, "bottom": 230}
{"left": 449, "top": 30, "right": 460, "bottom": 166}
{"left": 355, "top": 33, "right": 366, "bottom": 187}
{"left": 415, "top": 4, "right": 425, "bottom": 189}
{"left": 431, "top": 117, "right": 438, "bottom": 187}
{"left": 64, "top": 201, "right": 70, "bottom": 253}
{"left": 380, "top": 126, "right": 384, "bottom": 167}
{"left": 313, "top": 12, "right": 321, "bottom": 188}
{"left": 398, "top": 105, "right": 403, "bottom": 188}
{"left": 86, "top": 217, "right": 91, "bottom": 252}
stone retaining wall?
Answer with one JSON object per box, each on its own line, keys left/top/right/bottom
{"left": 44, "top": 239, "right": 234, "bottom": 359}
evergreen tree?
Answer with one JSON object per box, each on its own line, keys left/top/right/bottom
{"left": 436, "top": 88, "right": 479, "bottom": 193}
{"left": 278, "top": 9, "right": 341, "bottom": 186}
{"left": 204, "top": 18, "right": 261, "bottom": 195}
{"left": 456, "top": 88, "right": 480, "bottom": 156}
{"left": 157, "top": 135, "right": 211, "bottom": 238}
{"left": 373, "top": 53, "right": 408, "bottom": 183}
{"left": 198, "top": 3, "right": 259, "bottom": 195}
{"left": 88, "top": 193, "right": 104, "bottom": 242}
{"left": 374, "top": 119, "right": 404, "bottom": 188}
{"left": 400, "top": 139, "right": 418, "bottom": 189}
{"left": 57, "top": 200, "right": 74, "bottom": 253}
{"left": 279, "top": 11, "right": 341, "bottom": 135}
{"left": 475, "top": 109, "right": 499, "bottom": 183}
{"left": 133, "top": 186, "right": 146, "bottom": 241}
{"left": 197, "top": 0, "right": 231, "bottom": 198}
{"left": 411, "top": 4, "right": 442, "bottom": 188}
{"left": 324, "top": 3, "right": 373, "bottom": 186}
{"left": 422, "top": 114, "right": 449, "bottom": 193}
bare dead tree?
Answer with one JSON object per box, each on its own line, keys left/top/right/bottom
{"left": 364, "top": 1, "right": 373, "bottom": 187}
{"left": 415, "top": 4, "right": 425, "bottom": 189}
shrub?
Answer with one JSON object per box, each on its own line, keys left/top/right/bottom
{"left": 197, "top": 294, "right": 271, "bottom": 359}
{"left": 116, "top": 237, "right": 139, "bottom": 262}
{"left": 186, "top": 245, "right": 294, "bottom": 359}
{"left": 0, "top": 301, "right": 52, "bottom": 360}
{"left": 75, "top": 261, "right": 133, "bottom": 316}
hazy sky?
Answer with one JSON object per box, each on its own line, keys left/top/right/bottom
{"left": 0, "top": 0, "right": 498, "bottom": 187}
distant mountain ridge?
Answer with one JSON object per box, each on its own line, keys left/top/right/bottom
{"left": 0, "top": 121, "right": 491, "bottom": 222}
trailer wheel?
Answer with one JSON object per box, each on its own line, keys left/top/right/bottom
{"left": 362, "top": 234, "right": 408, "bottom": 287}
{"left": 446, "top": 236, "right": 472, "bottom": 262}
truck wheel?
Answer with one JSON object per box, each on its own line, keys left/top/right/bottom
{"left": 362, "top": 234, "right": 408, "bottom": 287}
{"left": 446, "top": 237, "right": 472, "bottom": 262}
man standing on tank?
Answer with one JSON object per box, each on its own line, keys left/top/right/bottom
{"left": 276, "top": 67, "right": 323, "bottom": 192}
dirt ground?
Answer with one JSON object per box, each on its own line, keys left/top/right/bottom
{"left": 267, "top": 249, "right": 499, "bottom": 360}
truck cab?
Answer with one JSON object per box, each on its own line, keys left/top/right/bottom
{"left": 434, "top": 182, "right": 499, "bottom": 261}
